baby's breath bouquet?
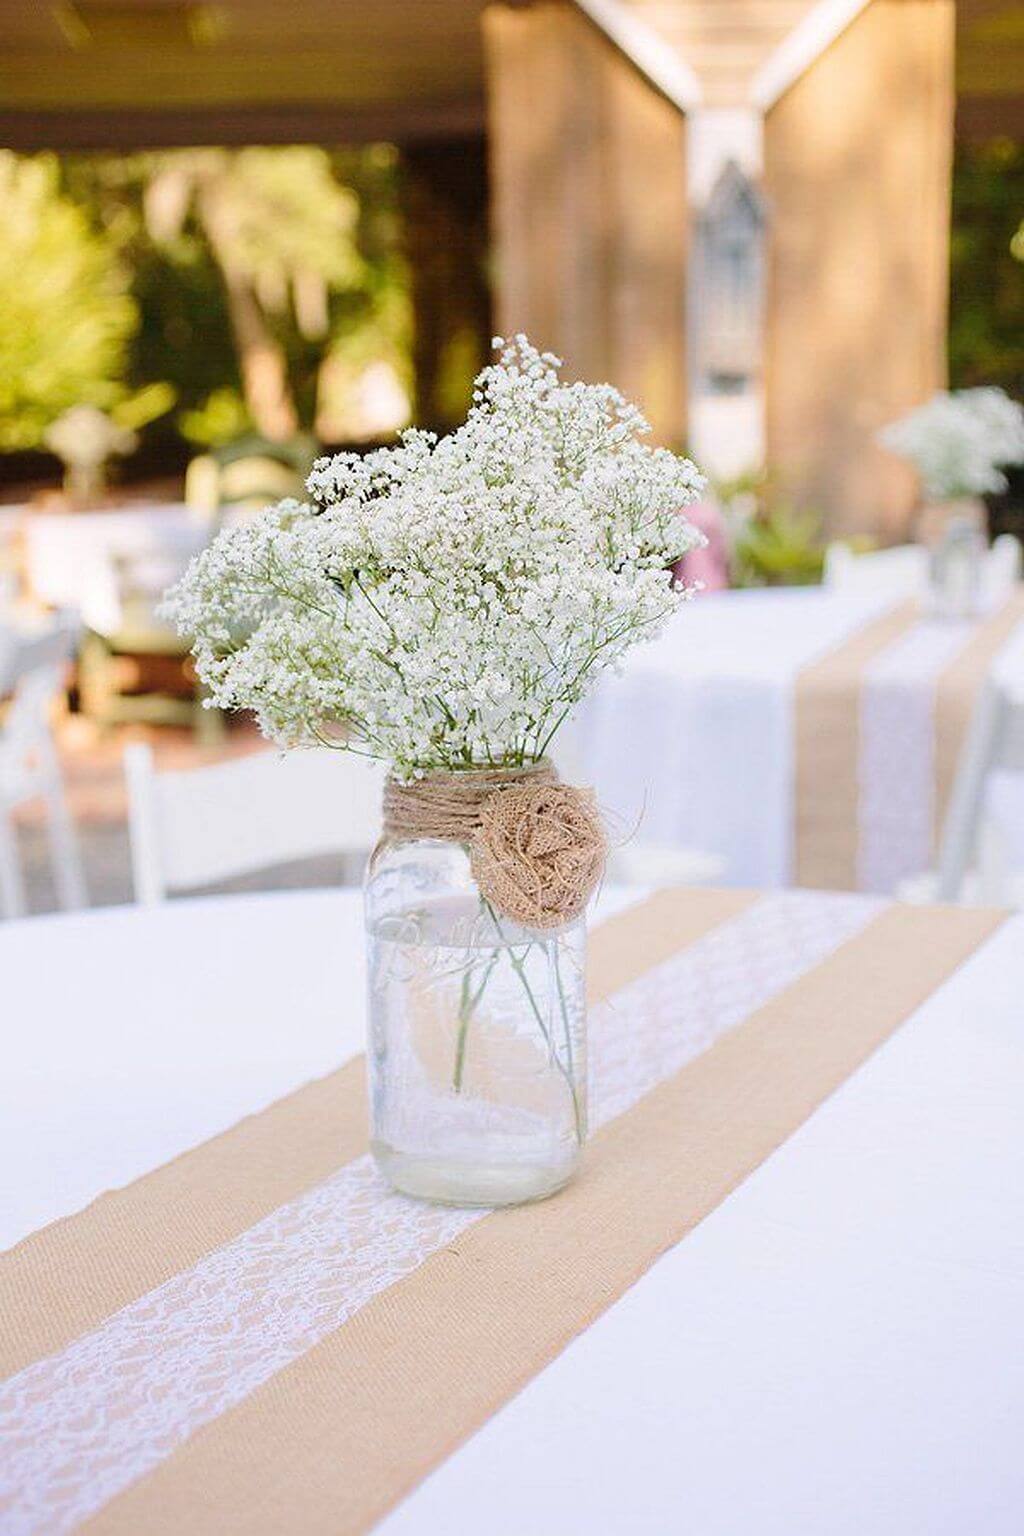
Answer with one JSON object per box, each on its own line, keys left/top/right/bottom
{"left": 879, "top": 387, "right": 1024, "bottom": 502}
{"left": 167, "top": 336, "right": 704, "bottom": 778}
{"left": 168, "top": 336, "right": 705, "bottom": 1208}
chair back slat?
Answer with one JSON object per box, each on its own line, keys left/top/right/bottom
{"left": 996, "top": 696, "right": 1024, "bottom": 774}
{"left": 1, "top": 619, "right": 78, "bottom": 759}
{"left": 936, "top": 650, "right": 1024, "bottom": 901}
{"left": 0, "top": 616, "right": 85, "bottom": 915}
{"left": 2, "top": 619, "right": 77, "bottom": 687}
{"left": 126, "top": 743, "right": 386, "bottom": 902}
{"left": 824, "top": 543, "right": 929, "bottom": 598}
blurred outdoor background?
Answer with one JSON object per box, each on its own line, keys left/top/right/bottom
{"left": 0, "top": 0, "right": 1021, "bottom": 911}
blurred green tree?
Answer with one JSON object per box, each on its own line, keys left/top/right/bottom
{"left": 949, "top": 138, "right": 1024, "bottom": 397}
{"left": 0, "top": 152, "right": 137, "bottom": 451}
{"left": 65, "top": 145, "right": 412, "bottom": 452}
{"left": 140, "top": 147, "right": 365, "bottom": 440}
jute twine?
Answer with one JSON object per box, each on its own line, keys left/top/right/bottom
{"left": 383, "top": 760, "right": 607, "bottom": 930}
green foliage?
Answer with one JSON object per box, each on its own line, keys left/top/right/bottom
{"left": 731, "top": 505, "right": 825, "bottom": 587}
{"left": 321, "top": 145, "right": 412, "bottom": 434}
{"left": 0, "top": 144, "right": 412, "bottom": 465}
{"left": 715, "top": 472, "right": 825, "bottom": 587}
{"left": 112, "top": 380, "right": 177, "bottom": 431}
{"left": 62, "top": 145, "right": 411, "bottom": 449}
{"left": 180, "top": 148, "right": 361, "bottom": 285}
{"left": 0, "top": 152, "right": 137, "bottom": 450}
{"left": 129, "top": 199, "right": 243, "bottom": 437}
{"left": 178, "top": 387, "right": 252, "bottom": 448}
{"left": 950, "top": 139, "right": 1024, "bottom": 397}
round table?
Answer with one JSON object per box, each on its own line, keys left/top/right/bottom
{"left": 3, "top": 887, "right": 1022, "bottom": 1535}
{"left": 575, "top": 584, "right": 1024, "bottom": 891}
{"left": 19, "top": 504, "right": 206, "bottom": 634}
{"left": 2, "top": 890, "right": 366, "bottom": 1248}
{"left": 1, "top": 886, "right": 645, "bottom": 1248}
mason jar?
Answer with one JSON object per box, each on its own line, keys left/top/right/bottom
{"left": 364, "top": 830, "right": 587, "bottom": 1207}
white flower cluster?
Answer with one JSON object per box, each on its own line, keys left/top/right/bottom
{"left": 166, "top": 336, "right": 705, "bottom": 777}
{"left": 879, "top": 387, "right": 1024, "bottom": 500}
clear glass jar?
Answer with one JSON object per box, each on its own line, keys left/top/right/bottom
{"left": 930, "top": 511, "right": 985, "bottom": 620}
{"left": 365, "top": 832, "right": 587, "bottom": 1206}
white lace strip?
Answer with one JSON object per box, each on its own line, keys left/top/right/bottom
{"left": 857, "top": 621, "right": 971, "bottom": 893}
{"left": 0, "top": 890, "right": 880, "bottom": 1535}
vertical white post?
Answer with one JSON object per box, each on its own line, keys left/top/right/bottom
{"left": 686, "top": 106, "right": 766, "bottom": 482}
{"left": 124, "top": 743, "right": 166, "bottom": 906}
{"left": 0, "top": 809, "right": 27, "bottom": 920}
{"left": 936, "top": 682, "right": 1004, "bottom": 903}
{"left": 43, "top": 777, "right": 87, "bottom": 911}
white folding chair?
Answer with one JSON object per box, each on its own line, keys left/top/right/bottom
{"left": 985, "top": 533, "right": 1023, "bottom": 603}
{"left": 936, "top": 671, "right": 1024, "bottom": 905}
{"left": 605, "top": 843, "right": 724, "bottom": 888}
{"left": 0, "top": 618, "right": 87, "bottom": 919}
{"left": 0, "top": 506, "right": 23, "bottom": 619}
{"left": 900, "top": 669, "right": 1024, "bottom": 907}
{"left": 124, "top": 742, "right": 387, "bottom": 905}
{"left": 824, "top": 542, "right": 930, "bottom": 598}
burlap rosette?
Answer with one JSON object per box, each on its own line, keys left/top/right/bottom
{"left": 382, "top": 760, "right": 607, "bottom": 930}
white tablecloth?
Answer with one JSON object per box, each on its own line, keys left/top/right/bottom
{"left": 575, "top": 587, "right": 1024, "bottom": 889}
{"left": 574, "top": 588, "right": 890, "bottom": 886}
{"left": 383, "top": 910, "right": 1024, "bottom": 1536}
{"left": 3, "top": 888, "right": 1022, "bottom": 1534}
{"left": 21, "top": 505, "right": 206, "bottom": 634}
{"left": 1, "top": 887, "right": 643, "bottom": 1248}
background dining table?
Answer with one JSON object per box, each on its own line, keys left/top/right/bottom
{"left": 19, "top": 504, "right": 209, "bottom": 635}
{"left": 575, "top": 584, "right": 1024, "bottom": 892}
{"left": 2, "top": 885, "right": 1021, "bottom": 1534}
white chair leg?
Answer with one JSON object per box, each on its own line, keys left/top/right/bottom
{"left": 42, "top": 776, "right": 87, "bottom": 911}
{"left": 0, "top": 809, "right": 27, "bottom": 920}
{"left": 936, "top": 683, "right": 1004, "bottom": 902}
{"left": 976, "top": 816, "right": 1009, "bottom": 907}
{"left": 124, "top": 742, "right": 166, "bottom": 905}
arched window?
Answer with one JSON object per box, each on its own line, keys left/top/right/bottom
{"left": 695, "top": 162, "right": 765, "bottom": 396}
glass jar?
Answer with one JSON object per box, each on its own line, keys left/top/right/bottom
{"left": 930, "top": 512, "right": 985, "bottom": 621}
{"left": 365, "top": 832, "right": 587, "bottom": 1206}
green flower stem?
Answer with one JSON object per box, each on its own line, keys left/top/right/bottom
{"left": 453, "top": 966, "right": 474, "bottom": 1092}
{"left": 453, "top": 951, "right": 498, "bottom": 1092}
{"left": 484, "top": 899, "right": 584, "bottom": 1144}
{"left": 483, "top": 899, "right": 549, "bottom": 1038}
{"left": 552, "top": 942, "right": 585, "bottom": 1144}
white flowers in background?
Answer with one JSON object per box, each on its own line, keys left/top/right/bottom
{"left": 879, "top": 387, "right": 1024, "bottom": 501}
{"left": 166, "top": 336, "right": 705, "bottom": 778}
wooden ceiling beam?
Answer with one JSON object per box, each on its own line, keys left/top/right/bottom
{"left": 0, "top": 97, "right": 486, "bottom": 151}
{"left": 0, "top": 56, "right": 478, "bottom": 111}
{"left": 955, "top": 91, "right": 1024, "bottom": 142}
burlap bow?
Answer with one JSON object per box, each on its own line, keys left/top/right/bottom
{"left": 382, "top": 762, "right": 607, "bottom": 930}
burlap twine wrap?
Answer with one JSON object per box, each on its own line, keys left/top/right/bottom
{"left": 382, "top": 760, "right": 607, "bottom": 930}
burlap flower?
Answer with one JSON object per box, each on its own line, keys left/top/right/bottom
{"left": 470, "top": 782, "right": 607, "bottom": 930}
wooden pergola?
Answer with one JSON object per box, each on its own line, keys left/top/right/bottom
{"left": 0, "top": 1, "right": 488, "bottom": 148}
{"left": 1, "top": 0, "right": 1018, "bottom": 532}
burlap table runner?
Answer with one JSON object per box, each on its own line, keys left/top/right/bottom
{"left": 795, "top": 591, "right": 1024, "bottom": 889}
{"left": 0, "top": 890, "right": 1004, "bottom": 1534}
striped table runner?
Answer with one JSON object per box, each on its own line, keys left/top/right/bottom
{"left": 794, "top": 590, "right": 1024, "bottom": 891}
{"left": 1, "top": 889, "right": 1005, "bottom": 1534}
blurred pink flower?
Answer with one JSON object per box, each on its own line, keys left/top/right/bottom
{"left": 673, "top": 501, "right": 729, "bottom": 592}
